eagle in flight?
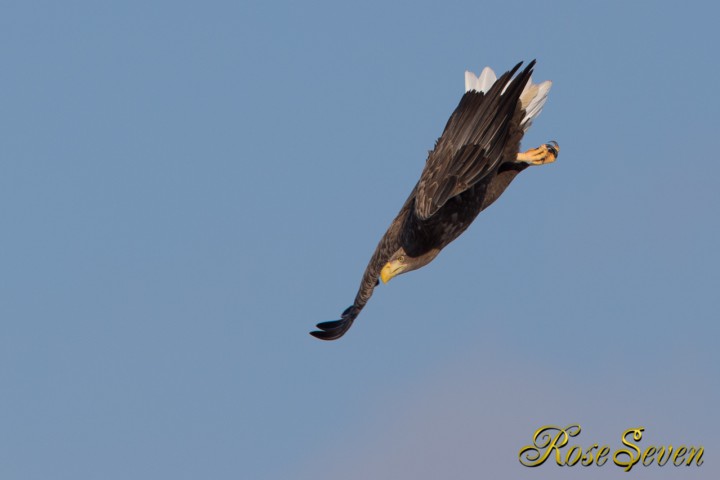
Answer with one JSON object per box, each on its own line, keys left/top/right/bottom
{"left": 311, "top": 60, "right": 558, "bottom": 340}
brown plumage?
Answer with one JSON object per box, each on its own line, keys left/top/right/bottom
{"left": 311, "top": 60, "right": 557, "bottom": 340}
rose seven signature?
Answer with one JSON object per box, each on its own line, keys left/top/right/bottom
{"left": 518, "top": 425, "right": 703, "bottom": 471}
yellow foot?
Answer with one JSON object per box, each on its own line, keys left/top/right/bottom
{"left": 516, "top": 141, "right": 559, "bottom": 165}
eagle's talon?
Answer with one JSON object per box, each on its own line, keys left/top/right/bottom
{"left": 545, "top": 142, "right": 559, "bottom": 157}
{"left": 517, "top": 141, "right": 559, "bottom": 165}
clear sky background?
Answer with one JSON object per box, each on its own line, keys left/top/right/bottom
{"left": 2, "top": 1, "right": 718, "bottom": 479}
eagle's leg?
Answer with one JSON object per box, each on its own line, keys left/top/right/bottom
{"left": 516, "top": 141, "right": 559, "bottom": 165}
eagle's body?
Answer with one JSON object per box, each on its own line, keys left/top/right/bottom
{"left": 311, "top": 60, "right": 558, "bottom": 340}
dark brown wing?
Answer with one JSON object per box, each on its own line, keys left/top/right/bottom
{"left": 414, "top": 61, "right": 535, "bottom": 220}
{"left": 310, "top": 189, "right": 416, "bottom": 340}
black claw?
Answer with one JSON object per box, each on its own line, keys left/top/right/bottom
{"left": 545, "top": 141, "right": 559, "bottom": 157}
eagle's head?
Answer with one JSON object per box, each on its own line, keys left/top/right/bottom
{"left": 380, "top": 248, "right": 441, "bottom": 283}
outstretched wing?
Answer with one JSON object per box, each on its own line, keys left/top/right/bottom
{"left": 414, "top": 61, "right": 535, "bottom": 220}
{"left": 310, "top": 190, "right": 415, "bottom": 340}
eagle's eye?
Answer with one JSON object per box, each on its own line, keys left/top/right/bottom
{"left": 397, "top": 255, "right": 405, "bottom": 262}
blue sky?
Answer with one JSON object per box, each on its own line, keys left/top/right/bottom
{"left": 2, "top": 1, "right": 718, "bottom": 478}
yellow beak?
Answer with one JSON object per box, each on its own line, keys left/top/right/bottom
{"left": 380, "top": 260, "right": 401, "bottom": 284}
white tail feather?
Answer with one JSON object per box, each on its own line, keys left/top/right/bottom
{"left": 520, "top": 80, "right": 552, "bottom": 131}
{"left": 464, "top": 71, "right": 477, "bottom": 92}
{"left": 465, "top": 67, "right": 497, "bottom": 93}
{"left": 477, "top": 67, "right": 496, "bottom": 92}
{"left": 465, "top": 64, "right": 552, "bottom": 131}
